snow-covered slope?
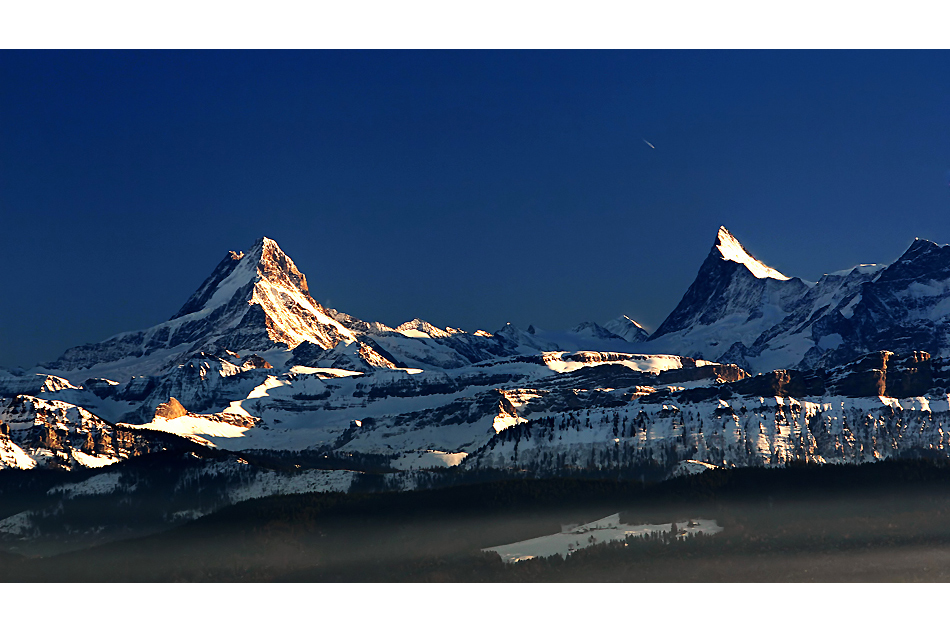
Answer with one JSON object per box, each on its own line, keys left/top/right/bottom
{"left": 738, "top": 262, "right": 886, "bottom": 372}
{"left": 603, "top": 315, "right": 650, "bottom": 343}
{"left": 797, "top": 238, "right": 950, "bottom": 368}
{"left": 326, "top": 311, "right": 520, "bottom": 370}
{"left": 494, "top": 322, "right": 642, "bottom": 355}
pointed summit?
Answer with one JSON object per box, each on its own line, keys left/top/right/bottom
{"left": 603, "top": 315, "right": 650, "bottom": 343}
{"left": 167, "top": 236, "right": 354, "bottom": 351}
{"left": 46, "top": 237, "right": 356, "bottom": 380}
{"left": 646, "top": 226, "right": 808, "bottom": 362}
{"left": 876, "top": 237, "right": 949, "bottom": 283}
{"left": 172, "top": 236, "right": 312, "bottom": 320}
{"left": 715, "top": 227, "right": 790, "bottom": 281}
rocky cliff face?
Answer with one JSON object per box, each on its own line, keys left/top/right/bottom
{"left": 0, "top": 396, "right": 183, "bottom": 469}
{"left": 463, "top": 350, "right": 950, "bottom": 475}
{"left": 463, "top": 388, "right": 950, "bottom": 474}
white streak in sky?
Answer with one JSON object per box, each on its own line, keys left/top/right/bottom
{"left": 642, "top": 138, "right": 655, "bottom": 149}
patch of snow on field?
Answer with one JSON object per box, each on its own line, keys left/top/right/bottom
{"left": 0, "top": 510, "right": 35, "bottom": 537}
{"left": 669, "top": 460, "right": 719, "bottom": 478}
{"left": 72, "top": 452, "right": 121, "bottom": 469}
{"left": 484, "top": 513, "right": 722, "bottom": 563}
{"left": 390, "top": 450, "right": 468, "bottom": 470}
{"left": 227, "top": 468, "right": 355, "bottom": 504}
{"left": 140, "top": 415, "right": 250, "bottom": 444}
{"left": 48, "top": 471, "right": 133, "bottom": 498}
{"left": 171, "top": 509, "right": 206, "bottom": 522}
{"left": 0, "top": 439, "right": 37, "bottom": 469}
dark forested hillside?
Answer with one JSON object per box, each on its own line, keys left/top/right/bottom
{"left": 6, "top": 459, "right": 950, "bottom": 582}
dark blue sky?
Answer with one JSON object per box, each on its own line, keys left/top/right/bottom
{"left": 2, "top": 50, "right": 949, "bottom": 369}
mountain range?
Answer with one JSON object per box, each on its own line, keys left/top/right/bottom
{"left": 4, "top": 226, "right": 950, "bottom": 484}
{"left": 8, "top": 226, "right": 950, "bottom": 548}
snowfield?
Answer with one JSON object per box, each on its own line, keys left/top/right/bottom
{"left": 225, "top": 468, "right": 355, "bottom": 504}
{"left": 389, "top": 450, "right": 469, "bottom": 470}
{"left": 0, "top": 511, "right": 35, "bottom": 537}
{"left": 140, "top": 415, "right": 252, "bottom": 444}
{"left": 483, "top": 513, "right": 723, "bottom": 563}
{"left": 48, "top": 471, "right": 133, "bottom": 498}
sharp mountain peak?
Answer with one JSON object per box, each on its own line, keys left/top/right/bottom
{"left": 172, "top": 236, "right": 309, "bottom": 321}
{"left": 714, "top": 226, "right": 790, "bottom": 281}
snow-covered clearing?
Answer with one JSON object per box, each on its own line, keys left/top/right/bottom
{"left": 71, "top": 452, "right": 121, "bottom": 468}
{"left": 48, "top": 471, "right": 132, "bottom": 498}
{"left": 0, "top": 439, "right": 37, "bottom": 469}
{"left": 541, "top": 352, "right": 697, "bottom": 375}
{"left": 669, "top": 460, "right": 719, "bottom": 478}
{"left": 483, "top": 513, "right": 722, "bottom": 563}
{"left": 139, "top": 415, "right": 251, "bottom": 443}
{"left": 226, "top": 468, "right": 355, "bottom": 504}
{"left": 0, "top": 510, "right": 35, "bottom": 537}
{"left": 389, "top": 450, "right": 468, "bottom": 470}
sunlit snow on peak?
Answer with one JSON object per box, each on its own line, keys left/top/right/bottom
{"left": 716, "top": 226, "right": 790, "bottom": 281}
{"left": 619, "top": 315, "right": 645, "bottom": 330}
{"left": 827, "top": 263, "right": 883, "bottom": 277}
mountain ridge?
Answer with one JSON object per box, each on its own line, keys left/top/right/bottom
{"left": 4, "top": 228, "right": 950, "bottom": 482}
{"left": 646, "top": 227, "right": 950, "bottom": 374}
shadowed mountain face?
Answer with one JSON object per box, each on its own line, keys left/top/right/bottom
{"left": 603, "top": 316, "right": 650, "bottom": 343}
{"left": 646, "top": 227, "right": 950, "bottom": 374}
{"left": 645, "top": 227, "right": 809, "bottom": 365}
{"left": 809, "top": 239, "right": 950, "bottom": 365}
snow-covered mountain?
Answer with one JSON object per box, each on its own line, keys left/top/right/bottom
{"left": 1, "top": 236, "right": 675, "bottom": 469}
{"left": 785, "top": 238, "right": 950, "bottom": 369}
{"left": 645, "top": 227, "right": 950, "bottom": 374}
{"left": 11, "top": 230, "right": 950, "bottom": 555}
{"left": 7, "top": 229, "right": 950, "bottom": 483}
{"left": 603, "top": 315, "right": 650, "bottom": 343}
{"left": 43, "top": 238, "right": 361, "bottom": 382}
{"left": 644, "top": 227, "right": 810, "bottom": 367}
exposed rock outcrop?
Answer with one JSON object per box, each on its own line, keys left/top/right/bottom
{"left": 155, "top": 397, "right": 189, "bottom": 420}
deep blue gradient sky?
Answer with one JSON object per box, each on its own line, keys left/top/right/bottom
{"left": 2, "top": 50, "right": 949, "bottom": 369}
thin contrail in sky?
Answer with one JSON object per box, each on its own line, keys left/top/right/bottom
{"left": 642, "top": 138, "right": 655, "bottom": 149}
